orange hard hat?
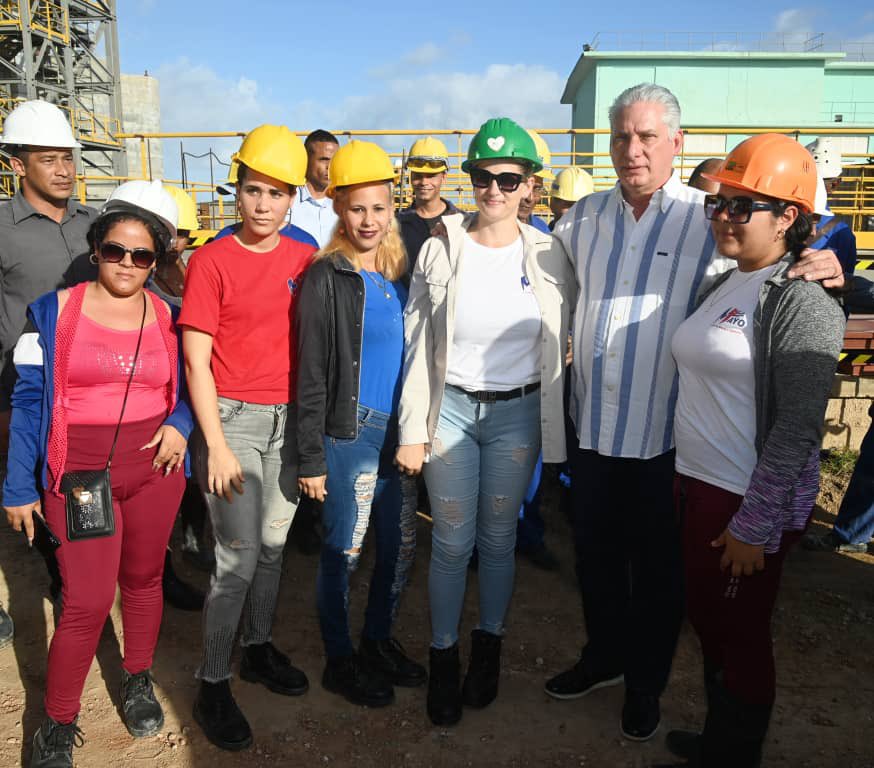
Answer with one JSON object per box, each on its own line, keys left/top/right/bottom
{"left": 702, "top": 133, "right": 816, "bottom": 213}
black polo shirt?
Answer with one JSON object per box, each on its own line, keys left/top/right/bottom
{"left": 398, "top": 198, "right": 460, "bottom": 273}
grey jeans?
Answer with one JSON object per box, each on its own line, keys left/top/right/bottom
{"left": 195, "top": 397, "right": 299, "bottom": 682}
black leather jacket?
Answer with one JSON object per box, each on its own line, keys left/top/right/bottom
{"left": 295, "top": 254, "right": 365, "bottom": 478}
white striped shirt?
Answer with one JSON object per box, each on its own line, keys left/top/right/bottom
{"left": 554, "top": 171, "right": 730, "bottom": 459}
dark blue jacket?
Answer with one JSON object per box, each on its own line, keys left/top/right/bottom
{"left": 2, "top": 291, "right": 194, "bottom": 507}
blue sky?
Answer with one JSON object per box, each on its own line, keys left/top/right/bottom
{"left": 116, "top": 1, "right": 874, "bottom": 183}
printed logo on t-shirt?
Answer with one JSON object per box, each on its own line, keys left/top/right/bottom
{"left": 712, "top": 307, "right": 747, "bottom": 334}
{"left": 287, "top": 277, "right": 298, "bottom": 295}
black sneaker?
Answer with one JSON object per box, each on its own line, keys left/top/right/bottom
{"left": 0, "top": 602, "right": 13, "bottom": 649}
{"left": 193, "top": 680, "right": 252, "bottom": 751}
{"left": 240, "top": 642, "right": 309, "bottom": 696}
{"left": 121, "top": 669, "right": 164, "bottom": 737}
{"left": 31, "top": 716, "right": 84, "bottom": 768}
{"left": 322, "top": 654, "right": 394, "bottom": 708}
{"left": 359, "top": 636, "right": 427, "bottom": 687}
{"left": 544, "top": 658, "right": 624, "bottom": 700}
{"left": 621, "top": 690, "right": 660, "bottom": 741}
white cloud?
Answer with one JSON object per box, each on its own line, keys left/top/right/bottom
{"left": 774, "top": 8, "right": 817, "bottom": 40}
{"left": 151, "top": 58, "right": 569, "bottom": 185}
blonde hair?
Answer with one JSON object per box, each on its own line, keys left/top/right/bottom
{"left": 314, "top": 182, "right": 408, "bottom": 281}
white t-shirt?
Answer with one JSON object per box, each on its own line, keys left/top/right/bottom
{"left": 671, "top": 264, "right": 777, "bottom": 495}
{"left": 445, "top": 234, "right": 542, "bottom": 391}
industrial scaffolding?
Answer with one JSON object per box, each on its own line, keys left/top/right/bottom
{"left": 0, "top": 0, "right": 127, "bottom": 198}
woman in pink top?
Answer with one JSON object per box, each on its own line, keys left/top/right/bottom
{"left": 3, "top": 181, "right": 193, "bottom": 767}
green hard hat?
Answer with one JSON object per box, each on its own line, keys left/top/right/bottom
{"left": 462, "top": 117, "right": 543, "bottom": 174}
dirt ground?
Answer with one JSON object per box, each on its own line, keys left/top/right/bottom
{"left": 1, "top": 473, "right": 873, "bottom": 768}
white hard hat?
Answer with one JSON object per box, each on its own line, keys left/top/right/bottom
{"left": 102, "top": 180, "right": 178, "bottom": 246}
{"left": 0, "top": 99, "right": 81, "bottom": 149}
{"left": 813, "top": 171, "right": 830, "bottom": 217}
{"left": 806, "top": 138, "right": 842, "bottom": 180}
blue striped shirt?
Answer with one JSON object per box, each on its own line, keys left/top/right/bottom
{"left": 554, "top": 172, "right": 730, "bottom": 459}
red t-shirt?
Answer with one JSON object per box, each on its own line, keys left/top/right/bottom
{"left": 179, "top": 235, "right": 314, "bottom": 404}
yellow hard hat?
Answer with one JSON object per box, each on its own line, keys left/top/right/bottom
{"left": 526, "top": 129, "right": 555, "bottom": 181}
{"left": 164, "top": 185, "right": 199, "bottom": 231}
{"left": 551, "top": 166, "right": 594, "bottom": 203}
{"left": 327, "top": 140, "right": 395, "bottom": 198}
{"left": 232, "top": 124, "right": 307, "bottom": 187}
{"left": 407, "top": 136, "right": 449, "bottom": 173}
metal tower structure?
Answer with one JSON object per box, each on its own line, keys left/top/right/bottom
{"left": 0, "top": 0, "right": 127, "bottom": 197}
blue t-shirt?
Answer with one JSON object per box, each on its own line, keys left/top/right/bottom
{"left": 358, "top": 271, "right": 408, "bottom": 414}
{"left": 809, "top": 215, "right": 857, "bottom": 276}
{"left": 213, "top": 222, "right": 319, "bottom": 250}
{"left": 528, "top": 215, "right": 551, "bottom": 234}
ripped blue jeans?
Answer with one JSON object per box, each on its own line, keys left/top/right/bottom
{"left": 318, "top": 405, "right": 417, "bottom": 659}
{"left": 425, "top": 385, "right": 541, "bottom": 649}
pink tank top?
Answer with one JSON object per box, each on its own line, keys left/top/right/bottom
{"left": 65, "top": 314, "right": 172, "bottom": 425}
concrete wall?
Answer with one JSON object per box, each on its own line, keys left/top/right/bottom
{"left": 120, "top": 73, "right": 163, "bottom": 180}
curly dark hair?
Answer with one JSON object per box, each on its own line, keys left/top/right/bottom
{"left": 771, "top": 203, "right": 813, "bottom": 258}
{"left": 86, "top": 210, "right": 167, "bottom": 263}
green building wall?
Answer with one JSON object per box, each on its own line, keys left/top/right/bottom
{"left": 561, "top": 51, "right": 874, "bottom": 183}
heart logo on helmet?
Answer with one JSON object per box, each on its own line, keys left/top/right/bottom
{"left": 487, "top": 137, "right": 505, "bottom": 152}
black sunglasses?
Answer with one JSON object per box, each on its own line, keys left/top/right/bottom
{"left": 703, "top": 194, "right": 781, "bottom": 224}
{"left": 98, "top": 241, "right": 157, "bottom": 269}
{"left": 469, "top": 167, "right": 525, "bottom": 193}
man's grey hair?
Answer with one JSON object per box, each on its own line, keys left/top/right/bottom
{"left": 608, "top": 83, "right": 681, "bottom": 137}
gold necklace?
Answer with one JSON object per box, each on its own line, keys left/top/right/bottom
{"left": 362, "top": 269, "right": 391, "bottom": 299}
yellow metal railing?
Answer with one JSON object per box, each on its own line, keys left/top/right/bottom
{"left": 0, "top": 1, "right": 69, "bottom": 41}
{"left": 0, "top": 97, "right": 122, "bottom": 147}
{"left": 2, "top": 126, "right": 871, "bottom": 241}
{"left": 0, "top": 0, "right": 22, "bottom": 29}
{"left": 31, "top": 0, "right": 69, "bottom": 43}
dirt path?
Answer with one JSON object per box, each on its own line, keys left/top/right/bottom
{"left": 1, "top": 475, "right": 873, "bottom": 768}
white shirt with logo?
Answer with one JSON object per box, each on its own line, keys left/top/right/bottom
{"left": 671, "top": 263, "right": 777, "bottom": 495}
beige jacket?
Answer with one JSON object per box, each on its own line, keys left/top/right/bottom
{"left": 398, "top": 213, "right": 575, "bottom": 463}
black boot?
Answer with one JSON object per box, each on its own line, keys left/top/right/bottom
{"left": 162, "top": 550, "right": 205, "bottom": 611}
{"left": 240, "top": 642, "right": 309, "bottom": 696}
{"left": 461, "top": 629, "right": 502, "bottom": 709}
{"left": 700, "top": 681, "right": 772, "bottom": 768}
{"left": 193, "top": 679, "right": 252, "bottom": 751}
{"left": 660, "top": 660, "right": 722, "bottom": 764}
{"left": 427, "top": 644, "right": 462, "bottom": 726}
{"left": 359, "top": 636, "right": 427, "bottom": 687}
{"left": 30, "top": 717, "right": 84, "bottom": 768}
{"left": 322, "top": 654, "right": 394, "bottom": 707}
{"left": 121, "top": 669, "right": 164, "bottom": 737}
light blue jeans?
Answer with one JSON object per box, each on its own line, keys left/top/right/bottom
{"left": 424, "top": 385, "right": 541, "bottom": 649}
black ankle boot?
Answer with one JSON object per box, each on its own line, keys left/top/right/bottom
{"left": 193, "top": 680, "right": 252, "bottom": 751}
{"left": 322, "top": 654, "right": 394, "bottom": 707}
{"left": 162, "top": 551, "right": 205, "bottom": 611}
{"left": 240, "top": 641, "right": 309, "bottom": 696}
{"left": 427, "top": 644, "right": 462, "bottom": 726}
{"left": 121, "top": 669, "right": 164, "bottom": 737}
{"left": 31, "top": 716, "right": 84, "bottom": 768}
{"left": 359, "top": 636, "right": 427, "bottom": 687}
{"left": 461, "top": 629, "right": 502, "bottom": 709}
{"left": 698, "top": 677, "right": 772, "bottom": 768}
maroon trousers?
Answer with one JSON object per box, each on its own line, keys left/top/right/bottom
{"left": 42, "top": 415, "right": 185, "bottom": 723}
{"left": 679, "top": 474, "right": 805, "bottom": 706}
